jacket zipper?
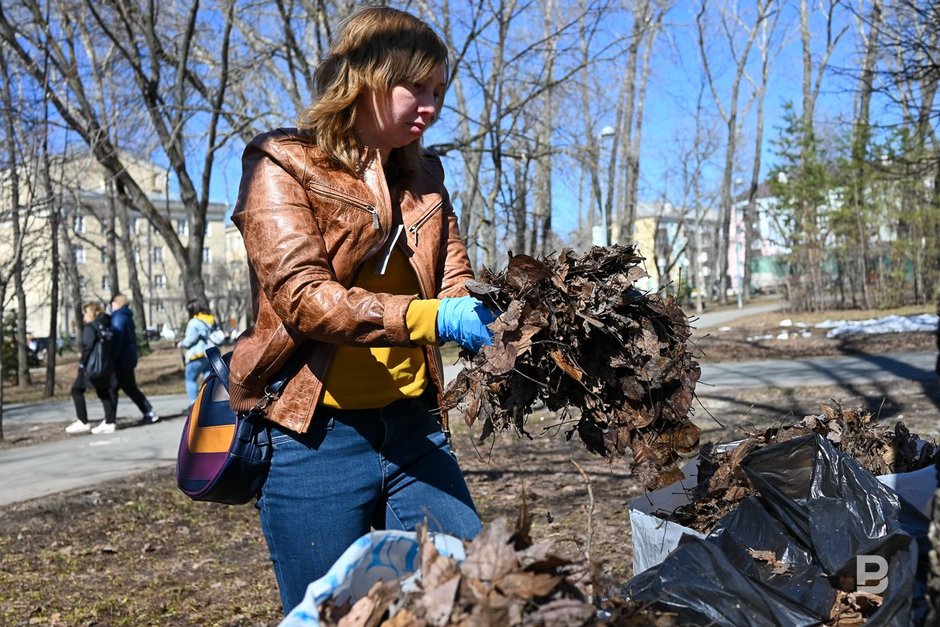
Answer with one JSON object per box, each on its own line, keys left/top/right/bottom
{"left": 407, "top": 200, "right": 443, "bottom": 246}
{"left": 309, "top": 182, "right": 381, "bottom": 230}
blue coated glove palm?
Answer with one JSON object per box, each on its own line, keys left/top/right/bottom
{"left": 437, "top": 297, "right": 496, "bottom": 352}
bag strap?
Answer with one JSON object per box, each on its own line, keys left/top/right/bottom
{"left": 205, "top": 345, "right": 307, "bottom": 413}
{"left": 206, "top": 346, "right": 231, "bottom": 390}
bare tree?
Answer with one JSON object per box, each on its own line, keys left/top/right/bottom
{"left": 794, "top": 0, "right": 848, "bottom": 310}
{"left": 0, "top": 45, "right": 29, "bottom": 431}
{"left": 0, "top": 0, "right": 244, "bottom": 306}
{"left": 532, "top": 0, "right": 558, "bottom": 256}
{"left": 572, "top": 0, "right": 618, "bottom": 248}
{"left": 0, "top": 46, "right": 33, "bottom": 389}
{"left": 420, "top": 1, "right": 614, "bottom": 268}
{"left": 661, "top": 80, "right": 721, "bottom": 314}
{"left": 615, "top": 0, "right": 670, "bottom": 246}
{"left": 876, "top": 0, "right": 939, "bottom": 308}
{"left": 841, "top": 0, "right": 883, "bottom": 310}
{"left": 742, "top": 3, "right": 784, "bottom": 305}
{"left": 697, "top": 0, "right": 773, "bottom": 305}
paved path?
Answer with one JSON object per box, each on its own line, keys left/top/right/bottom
{"left": 697, "top": 351, "right": 937, "bottom": 389}
{"left": 0, "top": 394, "right": 191, "bottom": 506}
{"left": 1, "top": 298, "right": 933, "bottom": 507}
{"left": 690, "top": 300, "right": 783, "bottom": 331}
{"left": 1, "top": 419, "right": 184, "bottom": 506}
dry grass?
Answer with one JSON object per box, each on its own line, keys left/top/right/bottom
{"left": 702, "top": 303, "right": 935, "bottom": 330}
{"left": 4, "top": 343, "right": 187, "bottom": 405}
{"left": 0, "top": 307, "right": 937, "bottom": 625}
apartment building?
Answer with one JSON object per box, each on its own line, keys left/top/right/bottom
{"left": 0, "top": 152, "right": 246, "bottom": 341}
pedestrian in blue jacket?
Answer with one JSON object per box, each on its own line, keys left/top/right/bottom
{"left": 110, "top": 294, "right": 158, "bottom": 425}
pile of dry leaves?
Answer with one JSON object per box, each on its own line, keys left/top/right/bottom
{"left": 444, "top": 246, "right": 701, "bottom": 489}
{"left": 668, "top": 402, "right": 939, "bottom": 533}
{"left": 318, "top": 508, "right": 676, "bottom": 627}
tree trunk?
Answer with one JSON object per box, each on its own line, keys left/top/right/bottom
{"left": 850, "top": 0, "right": 882, "bottom": 309}
{"left": 59, "top": 220, "right": 85, "bottom": 344}
{"left": 105, "top": 181, "right": 120, "bottom": 299}
{"left": 610, "top": 1, "right": 641, "bottom": 246}
{"left": 0, "top": 46, "right": 30, "bottom": 388}
{"left": 534, "top": 0, "right": 556, "bottom": 256}
{"left": 45, "top": 204, "right": 61, "bottom": 398}
{"left": 623, "top": 2, "right": 666, "bottom": 245}
{"left": 744, "top": 11, "right": 779, "bottom": 304}
{"left": 116, "top": 194, "right": 149, "bottom": 349}
{"left": 0, "top": 288, "right": 5, "bottom": 439}
{"left": 576, "top": 0, "right": 605, "bottom": 245}
{"left": 512, "top": 158, "right": 528, "bottom": 254}
{"left": 697, "top": 1, "right": 768, "bottom": 305}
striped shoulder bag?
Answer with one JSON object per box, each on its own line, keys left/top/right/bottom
{"left": 176, "top": 346, "right": 299, "bottom": 504}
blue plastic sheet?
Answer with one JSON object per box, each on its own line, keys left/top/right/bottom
{"left": 279, "top": 530, "right": 466, "bottom": 627}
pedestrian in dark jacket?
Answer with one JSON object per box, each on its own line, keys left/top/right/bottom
{"left": 110, "top": 294, "right": 158, "bottom": 425}
{"left": 65, "top": 302, "right": 118, "bottom": 435}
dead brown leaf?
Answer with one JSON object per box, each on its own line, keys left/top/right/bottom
{"left": 444, "top": 245, "right": 701, "bottom": 489}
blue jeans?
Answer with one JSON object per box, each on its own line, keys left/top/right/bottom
{"left": 185, "top": 357, "right": 211, "bottom": 402}
{"left": 258, "top": 395, "right": 481, "bottom": 613}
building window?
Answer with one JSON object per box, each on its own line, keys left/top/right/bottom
{"left": 101, "top": 250, "right": 108, "bottom": 263}
{"left": 78, "top": 276, "right": 87, "bottom": 289}
{"left": 203, "top": 247, "right": 211, "bottom": 263}
{"left": 156, "top": 299, "right": 165, "bottom": 312}
{"left": 205, "top": 222, "right": 212, "bottom": 237}
{"left": 152, "top": 246, "right": 163, "bottom": 263}
{"left": 73, "top": 214, "right": 85, "bottom": 234}
{"left": 134, "top": 249, "right": 141, "bottom": 263}
{"left": 154, "top": 274, "right": 166, "bottom": 289}
{"left": 101, "top": 275, "right": 110, "bottom": 290}
{"left": 177, "top": 218, "right": 188, "bottom": 236}
{"left": 131, "top": 217, "right": 140, "bottom": 234}
{"left": 75, "top": 246, "right": 86, "bottom": 264}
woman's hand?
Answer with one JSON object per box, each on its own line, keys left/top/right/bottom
{"left": 436, "top": 297, "right": 495, "bottom": 352}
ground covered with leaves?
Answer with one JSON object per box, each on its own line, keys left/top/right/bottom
{"left": 0, "top": 303, "right": 937, "bottom": 625}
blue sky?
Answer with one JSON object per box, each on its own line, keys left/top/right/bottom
{"left": 207, "top": 0, "right": 866, "bottom": 239}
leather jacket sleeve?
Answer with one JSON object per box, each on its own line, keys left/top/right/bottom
{"left": 233, "top": 131, "right": 414, "bottom": 347}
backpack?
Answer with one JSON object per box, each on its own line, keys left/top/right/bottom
{"left": 205, "top": 320, "right": 227, "bottom": 346}
{"left": 85, "top": 320, "right": 114, "bottom": 383}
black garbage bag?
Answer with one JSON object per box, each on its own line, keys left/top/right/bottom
{"left": 626, "top": 496, "right": 833, "bottom": 626}
{"left": 624, "top": 434, "right": 929, "bottom": 626}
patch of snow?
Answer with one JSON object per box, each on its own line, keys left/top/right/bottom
{"left": 746, "top": 334, "right": 775, "bottom": 342}
{"left": 818, "top": 313, "right": 938, "bottom": 338}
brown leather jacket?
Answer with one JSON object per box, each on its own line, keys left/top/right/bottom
{"left": 228, "top": 128, "right": 474, "bottom": 434}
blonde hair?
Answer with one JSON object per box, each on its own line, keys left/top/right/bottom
{"left": 112, "top": 293, "right": 128, "bottom": 308}
{"left": 297, "top": 6, "right": 449, "bottom": 178}
{"left": 83, "top": 301, "right": 104, "bottom": 321}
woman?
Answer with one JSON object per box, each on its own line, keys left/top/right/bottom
{"left": 179, "top": 300, "right": 217, "bottom": 403}
{"left": 65, "top": 302, "right": 118, "bottom": 435}
{"left": 228, "top": 6, "right": 493, "bottom": 613}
